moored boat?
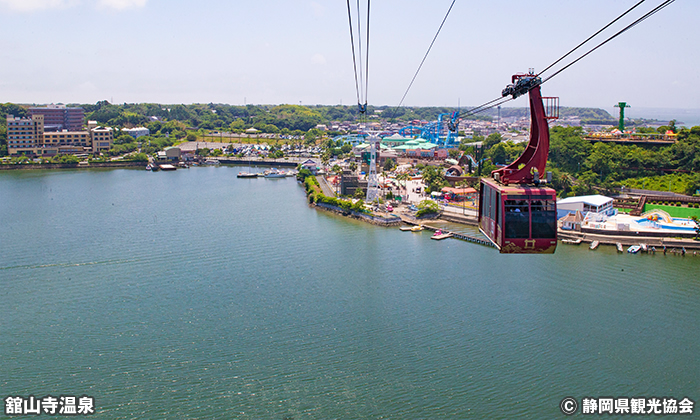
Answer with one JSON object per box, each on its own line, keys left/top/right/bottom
{"left": 431, "top": 229, "right": 452, "bottom": 240}
{"left": 589, "top": 240, "right": 600, "bottom": 250}
{"left": 237, "top": 171, "right": 258, "bottom": 178}
{"left": 562, "top": 238, "right": 582, "bottom": 245}
{"left": 627, "top": 245, "right": 641, "bottom": 254}
{"left": 616, "top": 242, "right": 624, "bottom": 253}
{"left": 410, "top": 225, "right": 424, "bottom": 232}
{"left": 264, "top": 168, "right": 287, "bottom": 178}
{"left": 159, "top": 164, "right": 177, "bottom": 171}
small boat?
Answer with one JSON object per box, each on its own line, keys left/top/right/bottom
{"left": 285, "top": 170, "right": 298, "bottom": 177}
{"left": 589, "top": 240, "right": 599, "bottom": 250}
{"left": 627, "top": 245, "right": 641, "bottom": 254}
{"left": 562, "top": 238, "right": 582, "bottom": 245}
{"left": 410, "top": 225, "right": 424, "bottom": 232}
{"left": 431, "top": 229, "right": 452, "bottom": 240}
{"left": 146, "top": 164, "right": 153, "bottom": 171}
{"left": 178, "top": 162, "right": 190, "bottom": 168}
{"left": 264, "top": 168, "right": 287, "bottom": 178}
{"left": 237, "top": 171, "right": 258, "bottom": 178}
{"left": 640, "top": 243, "right": 648, "bottom": 252}
{"left": 159, "top": 164, "right": 177, "bottom": 171}
{"left": 616, "top": 242, "right": 624, "bottom": 253}
{"left": 399, "top": 226, "right": 413, "bottom": 231}
{"left": 204, "top": 159, "right": 220, "bottom": 166}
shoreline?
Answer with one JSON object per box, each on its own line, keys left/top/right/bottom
{"left": 559, "top": 229, "right": 700, "bottom": 251}
{"left": 0, "top": 161, "right": 147, "bottom": 171}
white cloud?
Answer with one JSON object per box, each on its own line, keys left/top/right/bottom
{"left": 96, "top": 0, "right": 147, "bottom": 10}
{"left": 311, "top": 54, "right": 326, "bottom": 66}
{"left": 0, "top": 0, "right": 79, "bottom": 12}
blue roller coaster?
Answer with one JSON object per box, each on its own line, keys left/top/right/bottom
{"left": 397, "top": 112, "right": 460, "bottom": 148}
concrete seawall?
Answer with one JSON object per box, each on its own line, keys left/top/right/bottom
{"left": 0, "top": 161, "right": 147, "bottom": 171}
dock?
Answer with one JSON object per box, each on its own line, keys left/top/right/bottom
{"left": 399, "top": 216, "right": 496, "bottom": 248}
{"left": 431, "top": 233, "right": 452, "bottom": 240}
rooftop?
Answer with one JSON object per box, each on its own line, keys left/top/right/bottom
{"left": 558, "top": 194, "right": 613, "bottom": 207}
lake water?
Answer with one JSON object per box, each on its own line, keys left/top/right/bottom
{"left": 1, "top": 167, "right": 698, "bottom": 419}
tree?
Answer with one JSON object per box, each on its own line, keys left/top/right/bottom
{"left": 416, "top": 199, "right": 439, "bottom": 217}
{"left": 349, "top": 161, "right": 358, "bottom": 173}
{"left": 421, "top": 165, "right": 448, "bottom": 193}
{"left": 186, "top": 133, "right": 197, "bottom": 142}
{"left": 484, "top": 133, "right": 502, "bottom": 149}
{"left": 115, "top": 134, "right": 136, "bottom": 145}
{"left": 383, "top": 158, "right": 395, "bottom": 172}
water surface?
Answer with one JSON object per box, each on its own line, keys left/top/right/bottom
{"left": 1, "top": 167, "right": 698, "bottom": 419}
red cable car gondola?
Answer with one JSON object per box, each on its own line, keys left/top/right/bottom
{"left": 478, "top": 72, "right": 559, "bottom": 254}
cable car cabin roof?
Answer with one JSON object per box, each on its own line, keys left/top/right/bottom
{"left": 480, "top": 177, "right": 556, "bottom": 198}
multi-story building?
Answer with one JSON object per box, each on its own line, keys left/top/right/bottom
{"left": 88, "top": 121, "right": 114, "bottom": 153}
{"left": 6, "top": 114, "right": 44, "bottom": 155}
{"left": 29, "top": 104, "right": 85, "bottom": 132}
{"left": 42, "top": 131, "right": 91, "bottom": 148}
{"left": 6, "top": 115, "right": 114, "bottom": 156}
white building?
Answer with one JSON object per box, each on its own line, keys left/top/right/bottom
{"left": 122, "top": 127, "right": 150, "bottom": 138}
{"left": 557, "top": 195, "right": 615, "bottom": 219}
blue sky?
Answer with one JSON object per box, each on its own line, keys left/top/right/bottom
{"left": 1, "top": 0, "right": 698, "bottom": 112}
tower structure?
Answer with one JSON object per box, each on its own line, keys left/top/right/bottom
{"left": 614, "top": 102, "right": 630, "bottom": 132}
{"left": 365, "top": 134, "right": 381, "bottom": 203}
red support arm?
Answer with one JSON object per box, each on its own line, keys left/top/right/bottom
{"left": 491, "top": 82, "right": 550, "bottom": 184}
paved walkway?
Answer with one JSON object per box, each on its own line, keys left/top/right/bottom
{"left": 316, "top": 176, "right": 336, "bottom": 197}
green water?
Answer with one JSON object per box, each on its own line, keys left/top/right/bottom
{"left": 1, "top": 167, "right": 698, "bottom": 419}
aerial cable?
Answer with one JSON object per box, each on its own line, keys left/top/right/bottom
{"left": 541, "top": 0, "right": 675, "bottom": 86}
{"left": 346, "top": 0, "right": 362, "bottom": 109}
{"left": 460, "top": 0, "right": 674, "bottom": 121}
{"left": 390, "top": 0, "right": 457, "bottom": 120}
{"left": 457, "top": 96, "right": 507, "bottom": 120}
{"left": 364, "top": 0, "right": 370, "bottom": 112}
{"left": 356, "top": 0, "right": 365, "bottom": 107}
{"left": 537, "top": 0, "right": 647, "bottom": 77}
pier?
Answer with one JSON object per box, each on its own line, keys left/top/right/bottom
{"left": 400, "top": 216, "right": 496, "bottom": 248}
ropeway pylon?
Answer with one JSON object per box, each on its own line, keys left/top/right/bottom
{"left": 365, "top": 134, "right": 381, "bottom": 203}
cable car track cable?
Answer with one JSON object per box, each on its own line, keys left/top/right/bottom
{"left": 537, "top": 0, "right": 647, "bottom": 77}
{"left": 540, "top": 0, "right": 675, "bottom": 85}
{"left": 390, "top": 0, "right": 457, "bottom": 120}
{"left": 346, "top": 0, "right": 362, "bottom": 109}
{"left": 457, "top": 0, "right": 674, "bottom": 122}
